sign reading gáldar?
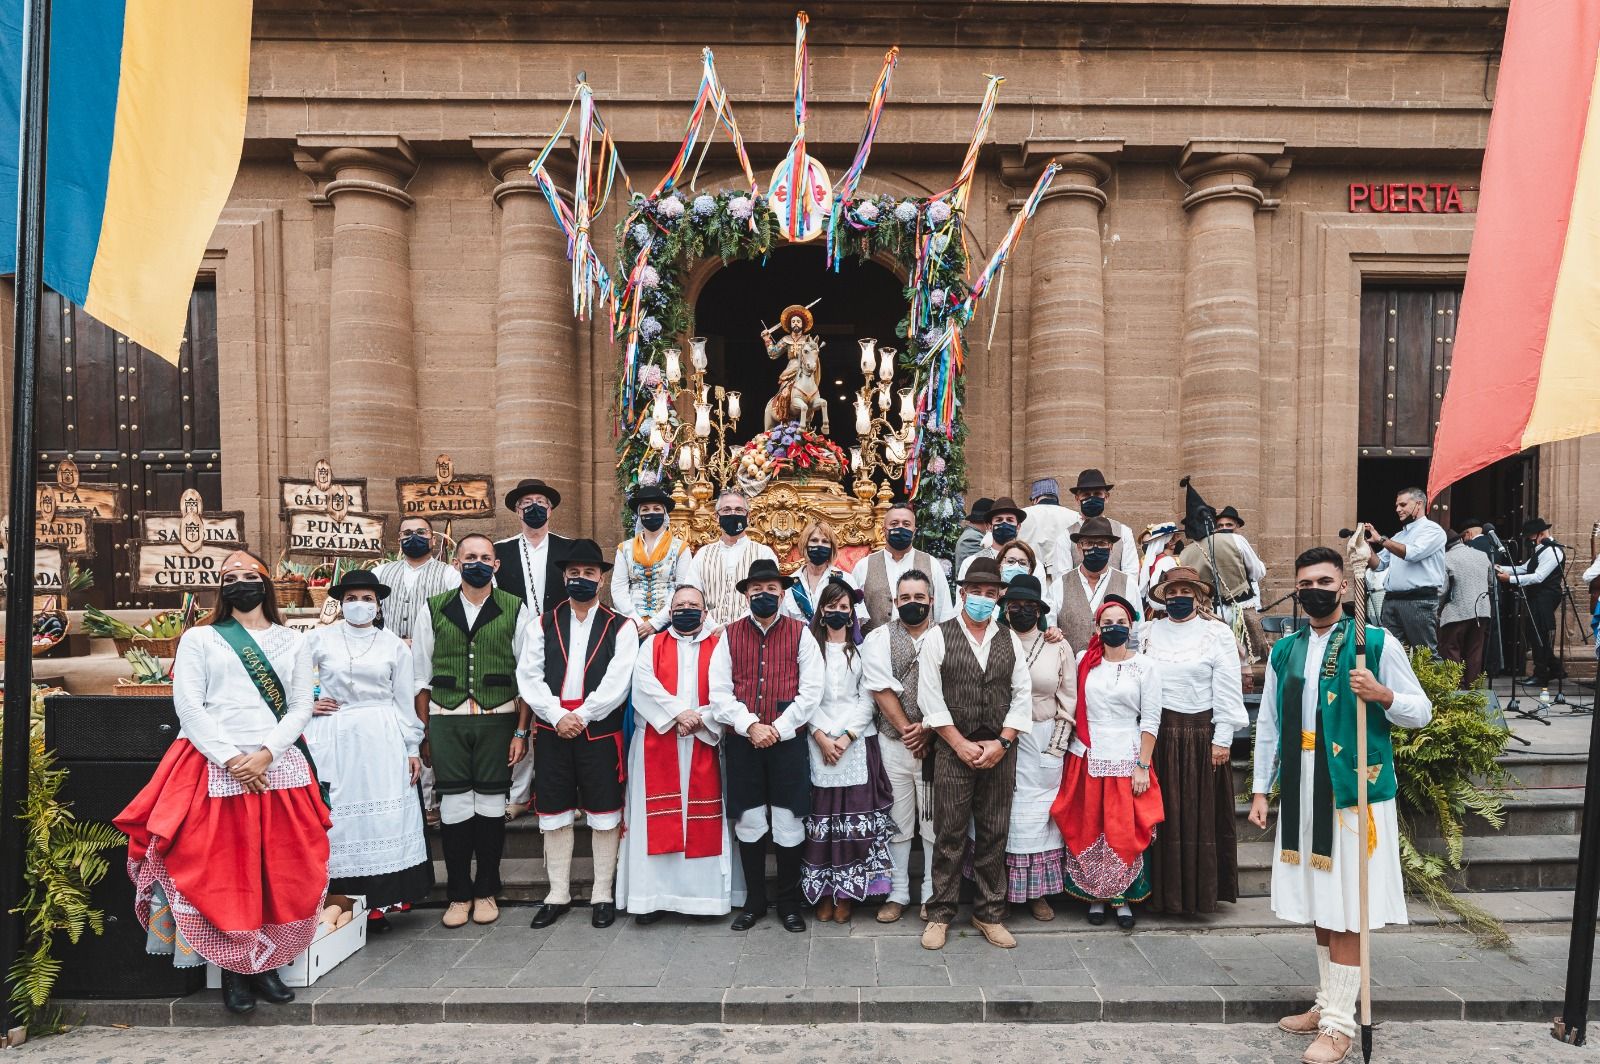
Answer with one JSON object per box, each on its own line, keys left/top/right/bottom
{"left": 279, "top": 457, "right": 368, "bottom": 517}
{"left": 395, "top": 454, "right": 494, "bottom": 520}
{"left": 286, "top": 509, "right": 387, "bottom": 558}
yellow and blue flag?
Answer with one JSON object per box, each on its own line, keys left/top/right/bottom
{"left": 0, "top": 0, "right": 252, "bottom": 364}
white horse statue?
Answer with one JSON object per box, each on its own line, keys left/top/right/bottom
{"left": 763, "top": 303, "right": 830, "bottom": 434}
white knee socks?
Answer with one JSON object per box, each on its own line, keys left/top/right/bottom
{"left": 1314, "top": 944, "right": 1332, "bottom": 1013}
{"left": 590, "top": 827, "right": 621, "bottom": 905}
{"left": 544, "top": 825, "right": 575, "bottom": 906}
{"left": 888, "top": 839, "right": 913, "bottom": 905}
{"left": 1320, "top": 962, "right": 1361, "bottom": 1039}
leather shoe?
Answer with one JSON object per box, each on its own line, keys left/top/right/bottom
{"left": 780, "top": 910, "right": 807, "bottom": 933}
{"left": 1116, "top": 909, "right": 1136, "bottom": 930}
{"left": 875, "top": 902, "right": 904, "bottom": 924}
{"left": 529, "top": 902, "right": 569, "bottom": 929}
{"left": 1300, "top": 1031, "right": 1352, "bottom": 1063}
{"left": 471, "top": 897, "right": 500, "bottom": 925}
{"left": 1086, "top": 906, "right": 1108, "bottom": 926}
{"left": 730, "top": 908, "right": 764, "bottom": 931}
{"left": 971, "top": 917, "right": 1016, "bottom": 948}
{"left": 220, "top": 970, "right": 257, "bottom": 1015}
{"left": 1029, "top": 897, "right": 1055, "bottom": 922}
{"left": 832, "top": 899, "right": 853, "bottom": 924}
{"left": 1278, "top": 1004, "right": 1323, "bottom": 1036}
{"left": 920, "top": 921, "right": 949, "bottom": 950}
{"left": 249, "top": 967, "right": 295, "bottom": 1005}
{"left": 591, "top": 902, "right": 616, "bottom": 929}
{"left": 634, "top": 910, "right": 666, "bottom": 926}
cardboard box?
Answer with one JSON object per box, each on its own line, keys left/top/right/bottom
{"left": 206, "top": 895, "right": 367, "bottom": 990}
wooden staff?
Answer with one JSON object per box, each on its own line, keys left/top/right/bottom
{"left": 1345, "top": 526, "right": 1375, "bottom": 1061}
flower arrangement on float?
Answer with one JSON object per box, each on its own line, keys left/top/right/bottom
{"left": 735, "top": 420, "right": 848, "bottom": 494}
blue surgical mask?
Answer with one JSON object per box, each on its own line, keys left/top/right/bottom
{"left": 1099, "top": 623, "right": 1130, "bottom": 648}
{"left": 399, "top": 533, "right": 432, "bottom": 559}
{"left": 1001, "top": 563, "right": 1028, "bottom": 584}
{"left": 992, "top": 522, "right": 1019, "bottom": 545}
{"left": 806, "top": 544, "right": 834, "bottom": 566}
{"left": 460, "top": 561, "right": 495, "bottom": 588}
{"left": 1165, "top": 595, "right": 1196, "bottom": 621}
{"left": 886, "top": 527, "right": 915, "bottom": 552}
{"left": 964, "top": 595, "right": 997, "bottom": 623}
{"left": 1080, "top": 496, "right": 1106, "bottom": 518}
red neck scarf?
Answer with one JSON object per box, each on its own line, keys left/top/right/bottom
{"left": 643, "top": 629, "right": 723, "bottom": 858}
{"left": 1073, "top": 600, "right": 1129, "bottom": 752}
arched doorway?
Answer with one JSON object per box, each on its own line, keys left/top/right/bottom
{"left": 693, "top": 245, "right": 907, "bottom": 453}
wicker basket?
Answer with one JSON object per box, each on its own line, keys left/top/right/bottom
{"left": 113, "top": 635, "right": 183, "bottom": 658}
{"left": 114, "top": 680, "right": 174, "bottom": 698}
{"left": 275, "top": 576, "right": 308, "bottom": 608}
{"left": 307, "top": 584, "right": 331, "bottom": 610}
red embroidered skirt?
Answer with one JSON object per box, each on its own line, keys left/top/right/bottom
{"left": 114, "top": 739, "right": 331, "bottom": 975}
{"left": 1050, "top": 751, "right": 1165, "bottom": 902}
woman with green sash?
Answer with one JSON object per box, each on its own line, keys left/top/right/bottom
{"left": 1248, "top": 546, "right": 1431, "bottom": 1064}
{"left": 116, "top": 550, "right": 330, "bottom": 1017}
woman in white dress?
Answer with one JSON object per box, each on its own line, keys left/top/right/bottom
{"left": 801, "top": 579, "right": 895, "bottom": 924}
{"left": 782, "top": 518, "right": 864, "bottom": 625}
{"left": 617, "top": 584, "right": 734, "bottom": 921}
{"left": 994, "top": 575, "right": 1076, "bottom": 921}
{"left": 305, "top": 569, "right": 431, "bottom": 931}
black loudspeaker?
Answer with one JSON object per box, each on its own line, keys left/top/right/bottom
{"left": 43, "top": 695, "right": 206, "bottom": 999}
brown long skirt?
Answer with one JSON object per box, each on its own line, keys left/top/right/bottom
{"left": 1144, "top": 709, "right": 1238, "bottom": 915}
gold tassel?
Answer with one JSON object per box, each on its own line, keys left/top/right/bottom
{"left": 1280, "top": 849, "right": 1301, "bottom": 866}
{"left": 1367, "top": 806, "right": 1377, "bottom": 858}
{"left": 1310, "top": 853, "right": 1333, "bottom": 872}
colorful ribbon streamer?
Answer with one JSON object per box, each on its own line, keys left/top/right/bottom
{"left": 825, "top": 46, "right": 899, "bottom": 269}
{"left": 650, "top": 47, "right": 758, "bottom": 200}
{"left": 776, "top": 11, "right": 811, "bottom": 241}
{"left": 965, "top": 161, "right": 1060, "bottom": 309}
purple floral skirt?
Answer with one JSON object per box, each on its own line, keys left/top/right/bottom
{"left": 801, "top": 735, "right": 896, "bottom": 903}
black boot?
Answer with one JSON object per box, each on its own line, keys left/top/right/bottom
{"left": 775, "top": 843, "right": 807, "bottom": 933}
{"left": 220, "top": 969, "right": 257, "bottom": 1015}
{"left": 248, "top": 967, "right": 296, "bottom": 1004}
{"left": 732, "top": 837, "right": 769, "bottom": 930}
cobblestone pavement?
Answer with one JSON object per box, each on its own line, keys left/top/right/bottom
{"left": 16, "top": 1020, "right": 1594, "bottom": 1063}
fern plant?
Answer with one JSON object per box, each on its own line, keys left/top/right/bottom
{"left": 4, "top": 685, "right": 124, "bottom": 1033}
{"left": 1392, "top": 649, "right": 1513, "bottom": 945}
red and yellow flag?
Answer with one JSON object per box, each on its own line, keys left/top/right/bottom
{"left": 1428, "top": 0, "right": 1600, "bottom": 499}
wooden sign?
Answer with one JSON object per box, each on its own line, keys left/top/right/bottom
{"left": 280, "top": 458, "right": 368, "bottom": 516}
{"left": 395, "top": 454, "right": 494, "bottom": 520}
{"left": 35, "top": 492, "right": 94, "bottom": 556}
{"left": 0, "top": 544, "right": 67, "bottom": 593}
{"left": 286, "top": 510, "right": 386, "bottom": 558}
{"left": 143, "top": 489, "right": 245, "bottom": 548}
{"left": 46, "top": 458, "right": 122, "bottom": 519}
{"left": 132, "top": 540, "right": 250, "bottom": 592}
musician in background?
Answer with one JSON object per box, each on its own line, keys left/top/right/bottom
{"left": 1497, "top": 518, "right": 1567, "bottom": 683}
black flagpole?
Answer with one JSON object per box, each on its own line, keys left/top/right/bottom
{"left": 1555, "top": 698, "right": 1600, "bottom": 1045}
{"left": 1, "top": 0, "right": 51, "bottom": 1043}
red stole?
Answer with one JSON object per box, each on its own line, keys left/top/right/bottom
{"left": 643, "top": 630, "right": 724, "bottom": 858}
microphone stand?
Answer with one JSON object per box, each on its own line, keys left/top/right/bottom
{"left": 1550, "top": 546, "right": 1593, "bottom": 713}
{"left": 1487, "top": 524, "right": 1551, "bottom": 723}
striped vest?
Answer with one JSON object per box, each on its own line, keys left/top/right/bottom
{"left": 725, "top": 615, "right": 805, "bottom": 725}
{"left": 936, "top": 617, "right": 1016, "bottom": 739}
{"left": 876, "top": 620, "right": 923, "bottom": 739}
{"left": 426, "top": 588, "right": 523, "bottom": 711}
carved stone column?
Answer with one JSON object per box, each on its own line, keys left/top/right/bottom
{"left": 295, "top": 134, "right": 419, "bottom": 505}
{"left": 1008, "top": 139, "right": 1121, "bottom": 483}
{"left": 1177, "top": 139, "right": 1289, "bottom": 518}
{"left": 473, "top": 135, "right": 579, "bottom": 534}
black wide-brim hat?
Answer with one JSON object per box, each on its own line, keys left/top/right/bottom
{"left": 328, "top": 568, "right": 391, "bottom": 600}
{"left": 999, "top": 573, "right": 1051, "bottom": 614}
{"left": 736, "top": 558, "right": 796, "bottom": 593}
{"left": 1071, "top": 468, "right": 1114, "bottom": 493}
{"left": 558, "top": 537, "right": 614, "bottom": 573}
{"left": 628, "top": 484, "right": 676, "bottom": 512}
{"left": 1523, "top": 518, "right": 1552, "bottom": 535}
{"left": 966, "top": 496, "right": 995, "bottom": 522}
{"left": 504, "top": 477, "right": 562, "bottom": 512}
{"left": 1216, "top": 506, "right": 1245, "bottom": 527}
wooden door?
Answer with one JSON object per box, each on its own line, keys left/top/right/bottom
{"left": 37, "top": 287, "right": 222, "bottom": 609}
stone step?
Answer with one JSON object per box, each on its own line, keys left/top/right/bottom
{"left": 1232, "top": 752, "right": 1592, "bottom": 791}
{"left": 1231, "top": 786, "right": 1588, "bottom": 843}
{"left": 1236, "top": 833, "right": 1579, "bottom": 896}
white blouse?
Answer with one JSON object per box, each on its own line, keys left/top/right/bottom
{"left": 306, "top": 621, "right": 424, "bottom": 756}
{"left": 1067, "top": 653, "right": 1162, "bottom": 776}
{"left": 815, "top": 640, "right": 876, "bottom": 738}
{"left": 171, "top": 623, "right": 315, "bottom": 767}
{"left": 1138, "top": 616, "right": 1249, "bottom": 747}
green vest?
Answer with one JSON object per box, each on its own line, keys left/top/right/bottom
{"left": 1268, "top": 618, "right": 1396, "bottom": 869}
{"left": 426, "top": 588, "right": 523, "bottom": 710}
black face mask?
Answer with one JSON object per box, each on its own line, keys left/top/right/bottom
{"left": 1099, "top": 624, "right": 1131, "bottom": 648}
{"left": 565, "top": 577, "right": 599, "bottom": 603}
{"left": 886, "top": 527, "right": 915, "bottom": 552}
{"left": 1081, "top": 546, "right": 1111, "bottom": 573}
{"left": 896, "top": 601, "right": 930, "bottom": 626}
{"left": 399, "top": 533, "right": 432, "bottom": 559}
{"left": 639, "top": 511, "right": 666, "bottom": 532}
{"left": 992, "top": 522, "right": 1018, "bottom": 545}
{"left": 821, "top": 610, "right": 852, "bottom": 631}
{"left": 749, "top": 591, "right": 780, "bottom": 619}
{"left": 460, "top": 561, "right": 495, "bottom": 588}
{"left": 1165, "top": 596, "right": 1196, "bottom": 621}
{"left": 1079, "top": 496, "right": 1106, "bottom": 518}
{"left": 671, "top": 607, "right": 703, "bottom": 634}
{"left": 221, "top": 581, "right": 267, "bottom": 613}
{"left": 1035, "top": 494, "right": 1059, "bottom": 507}
{"left": 1296, "top": 587, "right": 1341, "bottom": 619}
{"left": 719, "top": 514, "right": 748, "bottom": 537}
{"left": 806, "top": 544, "right": 834, "bottom": 566}
{"left": 521, "top": 502, "right": 549, "bottom": 530}
{"left": 1216, "top": 527, "right": 1236, "bottom": 535}
{"left": 1007, "top": 606, "right": 1040, "bottom": 632}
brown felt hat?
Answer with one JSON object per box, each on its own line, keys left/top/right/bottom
{"left": 1149, "top": 565, "right": 1211, "bottom": 604}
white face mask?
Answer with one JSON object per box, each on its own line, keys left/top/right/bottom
{"left": 341, "top": 599, "right": 379, "bottom": 626}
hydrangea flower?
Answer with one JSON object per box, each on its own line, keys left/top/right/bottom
{"left": 692, "top": 194, "right": 717, "bottom": 218}
{"left": 638, "top": 264, "right": 660, "bottom": 289}
{"left": 656, "top": 195, "right": 684, "bottom": 220}
{"left": 729, "top": 195, "right": 754, "bottom": 220}
{"left": 927, "top": 199, "right": 952, "bottom": 225}
{"left": 855, "top": 200, "right": 880, "bottom": 222}
{"left": 894, "top": 200, "right": 919, "bottom": 224}
{"left": 928, "top": 454, "right": 946, "bottom": 474}
{"left": 638, "top": 416, "right": 655, "bottom": 437}
{"left": 930, "top": 232, "right": 951, "bottom": 254}
{"left": 640, "top": 316, "right": 663, "bottom": 340}
{"left": 930, "top": 287, "right": 947, "bottom": 307}
{"left": 641, "top": 364, "right": 662, "bottom": 389}
{"left": 638, "top": 469, "right": 659, "bottom": 487}
{"left": 630, "top": 222, "right": 650, "bottom": 247}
